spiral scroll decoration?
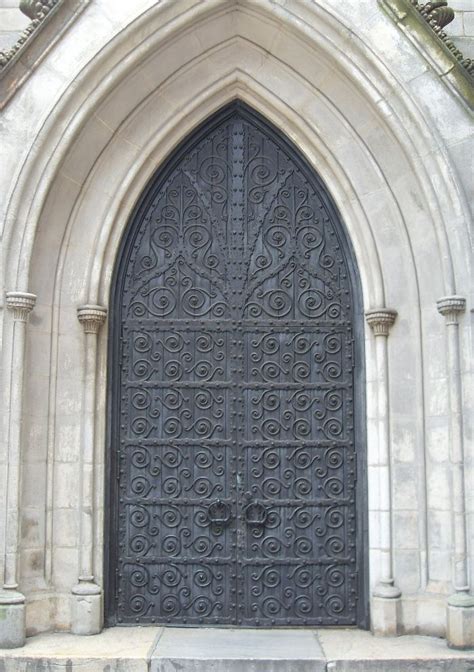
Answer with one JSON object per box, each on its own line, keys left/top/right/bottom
{"left": 112, "top": 104, "right": 360, "bottom": 627}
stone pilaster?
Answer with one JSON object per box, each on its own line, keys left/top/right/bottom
{"left": 0, "top": 291, "right": 36, "bottom": 648}
{"left": 436, "top": 296, "right": 473, "bottom": 649}
{"left": 71, "top": 305, "right": 107, "bottom": 635}
{"left": 366, "top": 308, "right": 401, "bottom": 636}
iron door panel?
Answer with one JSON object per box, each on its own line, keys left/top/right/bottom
{"left": 109, "top": 103, "right": 363, "bottom": 626}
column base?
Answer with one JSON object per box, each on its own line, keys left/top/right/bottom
{"left": 0, "top": 590, "right": 26, "bottom": 648}
{"left": 371, "top": 593, "right": 401, "bottom": 637}
{"left": 447, "top": 593, "right": 474, "bottom": 649}
{"left": 71, "top": 582, "right": 103, "bottom": 635}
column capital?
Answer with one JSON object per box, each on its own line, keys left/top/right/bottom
{"left": 437, "top": 295, "right": 466, "bottom": 324}
{"left": 365, "top": 308, "right": 397, "bottom": 337}
{"left": 6, "top": 291, "right": 37, "bottom": 322}
{"left": 77, "top": 304, "right": 107, "bottom": 334}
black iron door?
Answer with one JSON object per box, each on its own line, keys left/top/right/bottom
{"left": 107, "top": 103, "right": 366, "bottom": 627}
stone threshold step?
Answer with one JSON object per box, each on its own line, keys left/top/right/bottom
{"left": 0, "top": 627, "right": 473, "bottom": 671}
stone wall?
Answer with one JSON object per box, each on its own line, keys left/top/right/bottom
{"left": 2, "top": 1, "right": 473, "bottom": 59}
{"left": 0, "top": 0, "right": 472, "bottom": 649}
{"left": 449, "top": 0, "right": 474, "bottom": 57}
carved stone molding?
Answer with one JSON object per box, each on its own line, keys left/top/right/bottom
{"left": 366, "top": 308, "right": 398, "bottom": 336}
{"left": 73, "top": 302, "right": 107, "bottom": 635}
{"left": 0, "top": 0, "right": 62, "bottom": 69}
{"left": 1, "top": 289, "right": 37, "bottom": 647}
{"left": 77, "top": 304, "right": 107, "bottom": 334}
{"left": 0, "top": 1, "right": 88, "bottom": 110}
{"left": 437, "top": 295, "right": 466, "bottom": 324}
{"left": 416, "top": 1, "right": 454, "bottom": 29}
{"left": 381, "top": 0, "right": 474, "bottom": 107}
{"left": 20, "top": 1, "right": 57, "bottom": 21}
{"left": 436, "top": 292, "right": 471, "bottom": 647}
{"left": 365, "top": 304, "right": 401, "bottom": 633}
{"left": 6, "top": 291, "right": 37, "bottom": 322}
{"left": 409, "top": 1, "right": 474, "bottom": 76}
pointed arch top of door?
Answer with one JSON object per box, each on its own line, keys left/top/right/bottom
{"left": 112, "top": 101, "right": 362, "bottom": 307}
{"left": 106, "top": 100, "right": 368, "bottom": 628}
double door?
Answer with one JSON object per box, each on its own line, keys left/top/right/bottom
{"left": 109, "top": 104, "right": 361, "bottom": 626}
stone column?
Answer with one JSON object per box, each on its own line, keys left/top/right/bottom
{"left": 366, "top": 308, "right": 401, "bottom": 636}
{"left": 436, "top": 296, "right": 473, "bottom": 649}
{"left": 0, "top": 291, "right": 36, "bottom": 648}
{"left": 71, "top": 304, "right": 107, "bottom": 635}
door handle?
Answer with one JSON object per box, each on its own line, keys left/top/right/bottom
{"left": 207, "top": 499, "right": 232, "bottom": 534}
{"left": 243, "top": 501, "right": 268, "bottom": 527}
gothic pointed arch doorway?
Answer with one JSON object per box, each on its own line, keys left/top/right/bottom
{"left": 106, "top": 101, "right": 368, "bottom": 628}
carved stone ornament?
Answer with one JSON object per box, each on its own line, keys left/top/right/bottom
{"left": 20, "top": 1, "right": 57, "bottom": 20}
{"left": 0, "top": 0, "right": 61, "bottom": 70}
{"left": 416, "top": 0, "right": 455, "bottom": 28}
{"left": 77, "top": 304, "right": 107, "bottom": 334}
{"left": 436, "top": 295, "right": 466, "bottom": 324}
{"left": 6, "top": 291, "right": 37, "bottom": 322}
{"left": 365, "top": 308, "right": 398, "bottom": 337}
{"left": 410, "top": 1, "right": 474, "bottom": 76}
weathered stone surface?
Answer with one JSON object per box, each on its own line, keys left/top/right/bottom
{"left": 70, "top": 589, "right": 102, "bottom": 636}
{"left": 150, "top": 628, "right": 326, "bottom": 672}
{"left": 320, "top": 628, "right": 474, "bottom": 670}
{"left": 447, "top": 602, "right": 474, "bottom": 649}
{"left": 0, "top": 627, "right": 159, "bottom": 671}
{"left": 1, "top": 628, "right": 472, "bottom": 671}
{"left": 327, "top": 661, "right": 472, "bottom": 671}
{"left": 0, "top": 601, "right": 25, "bottom": 649}
{"left": 371, "top": 596, "right": 402, "bottom": 637}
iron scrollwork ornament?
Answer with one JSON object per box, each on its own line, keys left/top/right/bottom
{"left": 244, "top": 501, "right": 268, "bottom": 539}
{"left": 111, "top": 103, "right": 361, "bottom": 627}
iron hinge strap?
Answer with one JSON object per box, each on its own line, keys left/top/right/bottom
{"left": 114, "top": 568, "right": 119, "bottom": 601}
{"left": 116, "top": 451, "right": 121, "bottom": 481}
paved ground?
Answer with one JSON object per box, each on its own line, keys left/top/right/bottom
{"left": 0, "top": 627, "right": 473, "bottom": 671}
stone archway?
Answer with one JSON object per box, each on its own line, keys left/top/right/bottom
{"left": 1, "top": 0, "right": 471, "bottom": 645}
{"left": 106, "top": 101, "right": 368, "bottom": 628}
